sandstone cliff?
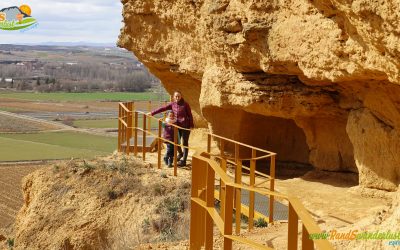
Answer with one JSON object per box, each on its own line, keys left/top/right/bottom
{"left": 118, "top": 0, "right": 400, "bottom": 191}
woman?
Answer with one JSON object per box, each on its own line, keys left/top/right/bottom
{"left": 150, "top": 91, "right": 194, "bottom": 166}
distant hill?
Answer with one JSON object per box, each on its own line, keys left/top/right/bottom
{"left": 11, "top": 42, "right": 118, "bottom": 48}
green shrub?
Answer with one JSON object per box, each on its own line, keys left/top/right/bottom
{"left": 108, "top": 190, "right": 118, "bottom": 200}
{"left": 7, "top": 238, "right": 14, "bottom": 248}
{"left": 254, "top": 217, "right": 268, "bottom": 228}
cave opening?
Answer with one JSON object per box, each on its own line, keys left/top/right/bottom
{"left": 204, "top": 107, "right": 313, "bottom": 179}
{"left": 237, "top": 112, "right": 313, "bottom": 179}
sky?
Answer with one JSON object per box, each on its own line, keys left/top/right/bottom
{"left": 0, "top": 0, "right": 123, "bottom": 45}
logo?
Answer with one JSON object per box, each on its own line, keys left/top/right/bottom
{"left": 0, "top": 5, "right": 38, "bottom": 31}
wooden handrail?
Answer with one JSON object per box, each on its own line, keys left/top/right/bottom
{"left": 190, "top": 151, "right": 333, "bottom": 250}
{"left": 209, "top": 133, "right": 276, "bottom": 155}
{"left": 119, "top": 102, "right": 131, "bottom": 113}
{"left": 194, "top": 152, "right": 286, "bottom": 198}
{"left": 118, "top": 101, "right": 332, "bottom": 249}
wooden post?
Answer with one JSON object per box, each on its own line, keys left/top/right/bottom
{"left": 132, "top": 102, "right": 135, "bottom": 145}
{"left": 248, "top": 149, "right": 256, "bottom": 230}
{"left": 205, "top": 163, "right": 215, "bottom": 249}
{"left": 219, "top": 139, "right": 226, "bottom": 212}
{"left": 158, "top": 119, "right": 162, "bottom": 169}
{"left": 173, "top": 126, "right": 178, "bottom": 176}
{"left": 148, "top": 101, "right": 152, "bottom": 132}
{"left": 207, "top": 134, "right": 211, "bottom": 153}
{"left": 142, "top": 113, "right": 147, "bottom": 161}
{"left": 235, "top": 159, "right": 242, "bottom": 235}
{"left": 269, "top": 154, "right": 276, "bottom": 223}
{"left": 190, "top": 157, "right": 205, "bottom": 249}
{"left": 302, "top": 225, "right": 313, "bottom": 250}
{"left": 234, "top": 143, "right": 239, "bottom": 208}
{"left": 126, "top": 109, "right": 132, "bottom": 155}
{"left": 134, "top": 111, "right": 138, "bottom": 156}
{"left": 118, "top": 104, "right": 121, "bottom": 152}
{"left": 288, "top": 203, "right": 299, "bottom": 250}
{"left": 223, "top": 185, "right": 234, "bottom": 250}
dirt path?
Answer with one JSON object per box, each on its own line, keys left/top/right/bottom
{"left": 0, "top": 111, "right": 73, "bottom": 130}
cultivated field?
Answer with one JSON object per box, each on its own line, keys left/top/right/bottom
{"left": 0, "top": 163, "right": 47, "bottom": 231}
{"left": 73, "top": 119, "right": 117, "bottom": 129}
{"left": 0, "top": 113, "right": 59, "bottom": 132}
{"left": 0, "top": 91, "right": 169, "bottom": 240}
{"left": 0, "top": 91, "right": 169, "bottom": 102}
{"left": 0, "top": 132, "right": 116, "bottom": 161}
{"left": 0, "top": 91, "right": 169, "bottom": 162}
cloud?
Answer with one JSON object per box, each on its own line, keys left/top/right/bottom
{"left": 0, "top": 0, "right": 123, "bottom": 44}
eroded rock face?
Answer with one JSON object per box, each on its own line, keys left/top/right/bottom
{"left": 119, "top": 0, "right": 400, "bottom": 190}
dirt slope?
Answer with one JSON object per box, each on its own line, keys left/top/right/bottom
{"left": 12, "top": 155, "right": 191, "bottom": 250}
{"left": 0, "top": 164, "right": 45, "bottom": 236}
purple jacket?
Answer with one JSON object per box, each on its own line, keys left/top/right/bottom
{"left": 163, "top": 122, "right": 174, "bottom": 142}
{"left": 151, "top": 99, "right": 194, "bottom": 129}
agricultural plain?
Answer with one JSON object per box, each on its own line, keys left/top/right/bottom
{"left": 0, "top": 91, "right": 168, "bottom": 241}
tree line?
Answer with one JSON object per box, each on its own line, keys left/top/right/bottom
{"left": 0, "top": 61, "right": 157, "bottom": 92}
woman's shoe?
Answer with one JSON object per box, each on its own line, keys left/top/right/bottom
{"left": 177, "top": 160, "right": 186, "bottom": 167}
{"left": 163, "top": 157, "right": 168, "bottom": 165}
{"left": 177, "top": 154, "right": 183, "bottom": 161}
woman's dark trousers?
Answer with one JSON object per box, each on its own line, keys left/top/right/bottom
{"left": 178, "top": 129, "right": 190, "bottom": 163}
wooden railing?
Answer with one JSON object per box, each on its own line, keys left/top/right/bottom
{"left": 117, "top": 101, "right": 333, "bottom": 250}
{"left": 118, "top": 102, "right": 277, "bottom": 223}
{"left": 190, "top": 152, "right": 333, "bottom": 250}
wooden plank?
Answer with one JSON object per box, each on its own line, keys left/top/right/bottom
{"left": 118, "top": 104, "right": 121, "bottom": 152}
{"left": 192, "top": 197, "right": 224, "bottom": 233}
{"left": 205, "top": 164, "right": 215, "bottom": 249}
{"left": 148, "top": 101, "right": 152, "bottom": 131}
{"left": 193, "top": 153, "right": 287, "bottom": 199}
{"left": 220, "top": 139, "right": 227, "bottom": 219}
{"left": 190, "top": 157, "right": 205, "bottom": 249}
{"left": 157, "top": 119, "right": 162, "bottom": 169}
{"left": 234, "top": 144, "right": 239, "bottom": 208}
{"left": 120, "top": 103, "right": 130, "bottom": 112}
{"left": 174, "top": 126, "right": 178, "bottom": 176}
{"left": 235, "top": 160, "right": 242, "bottom": 235}
{"left": 288, "top": 203, "right": 299, "bottom": 250}
{"left": 249, "top": 149, "right": 256, "bottom": 230}
{"left": 224, "top": 185, "right": 234, "bottom": 250}
{"left": 225, "top": 235, "right": 273, "bottom": 250}
{"left": 269, "top": 154, "right": 276, "bottom": 223}
{"left": 142, "top": 113, "right": 146, "bottom": 161}
{"left": 134, "top": 111, "right": 138, "bottom": 156}
{"left": 207, "top": 133, "right": 275, "bottom": 155}
{"left": 290, "top": 197, "right": 333, "bottom": 250}
{"left": 126, "top": 104, "right": 132, "bottom": 155}
{"left": 207, "top": 134, "right": 211, "bottom": 153}
{"left": 302, "top": 225, "right": 313, "bottom": 250}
